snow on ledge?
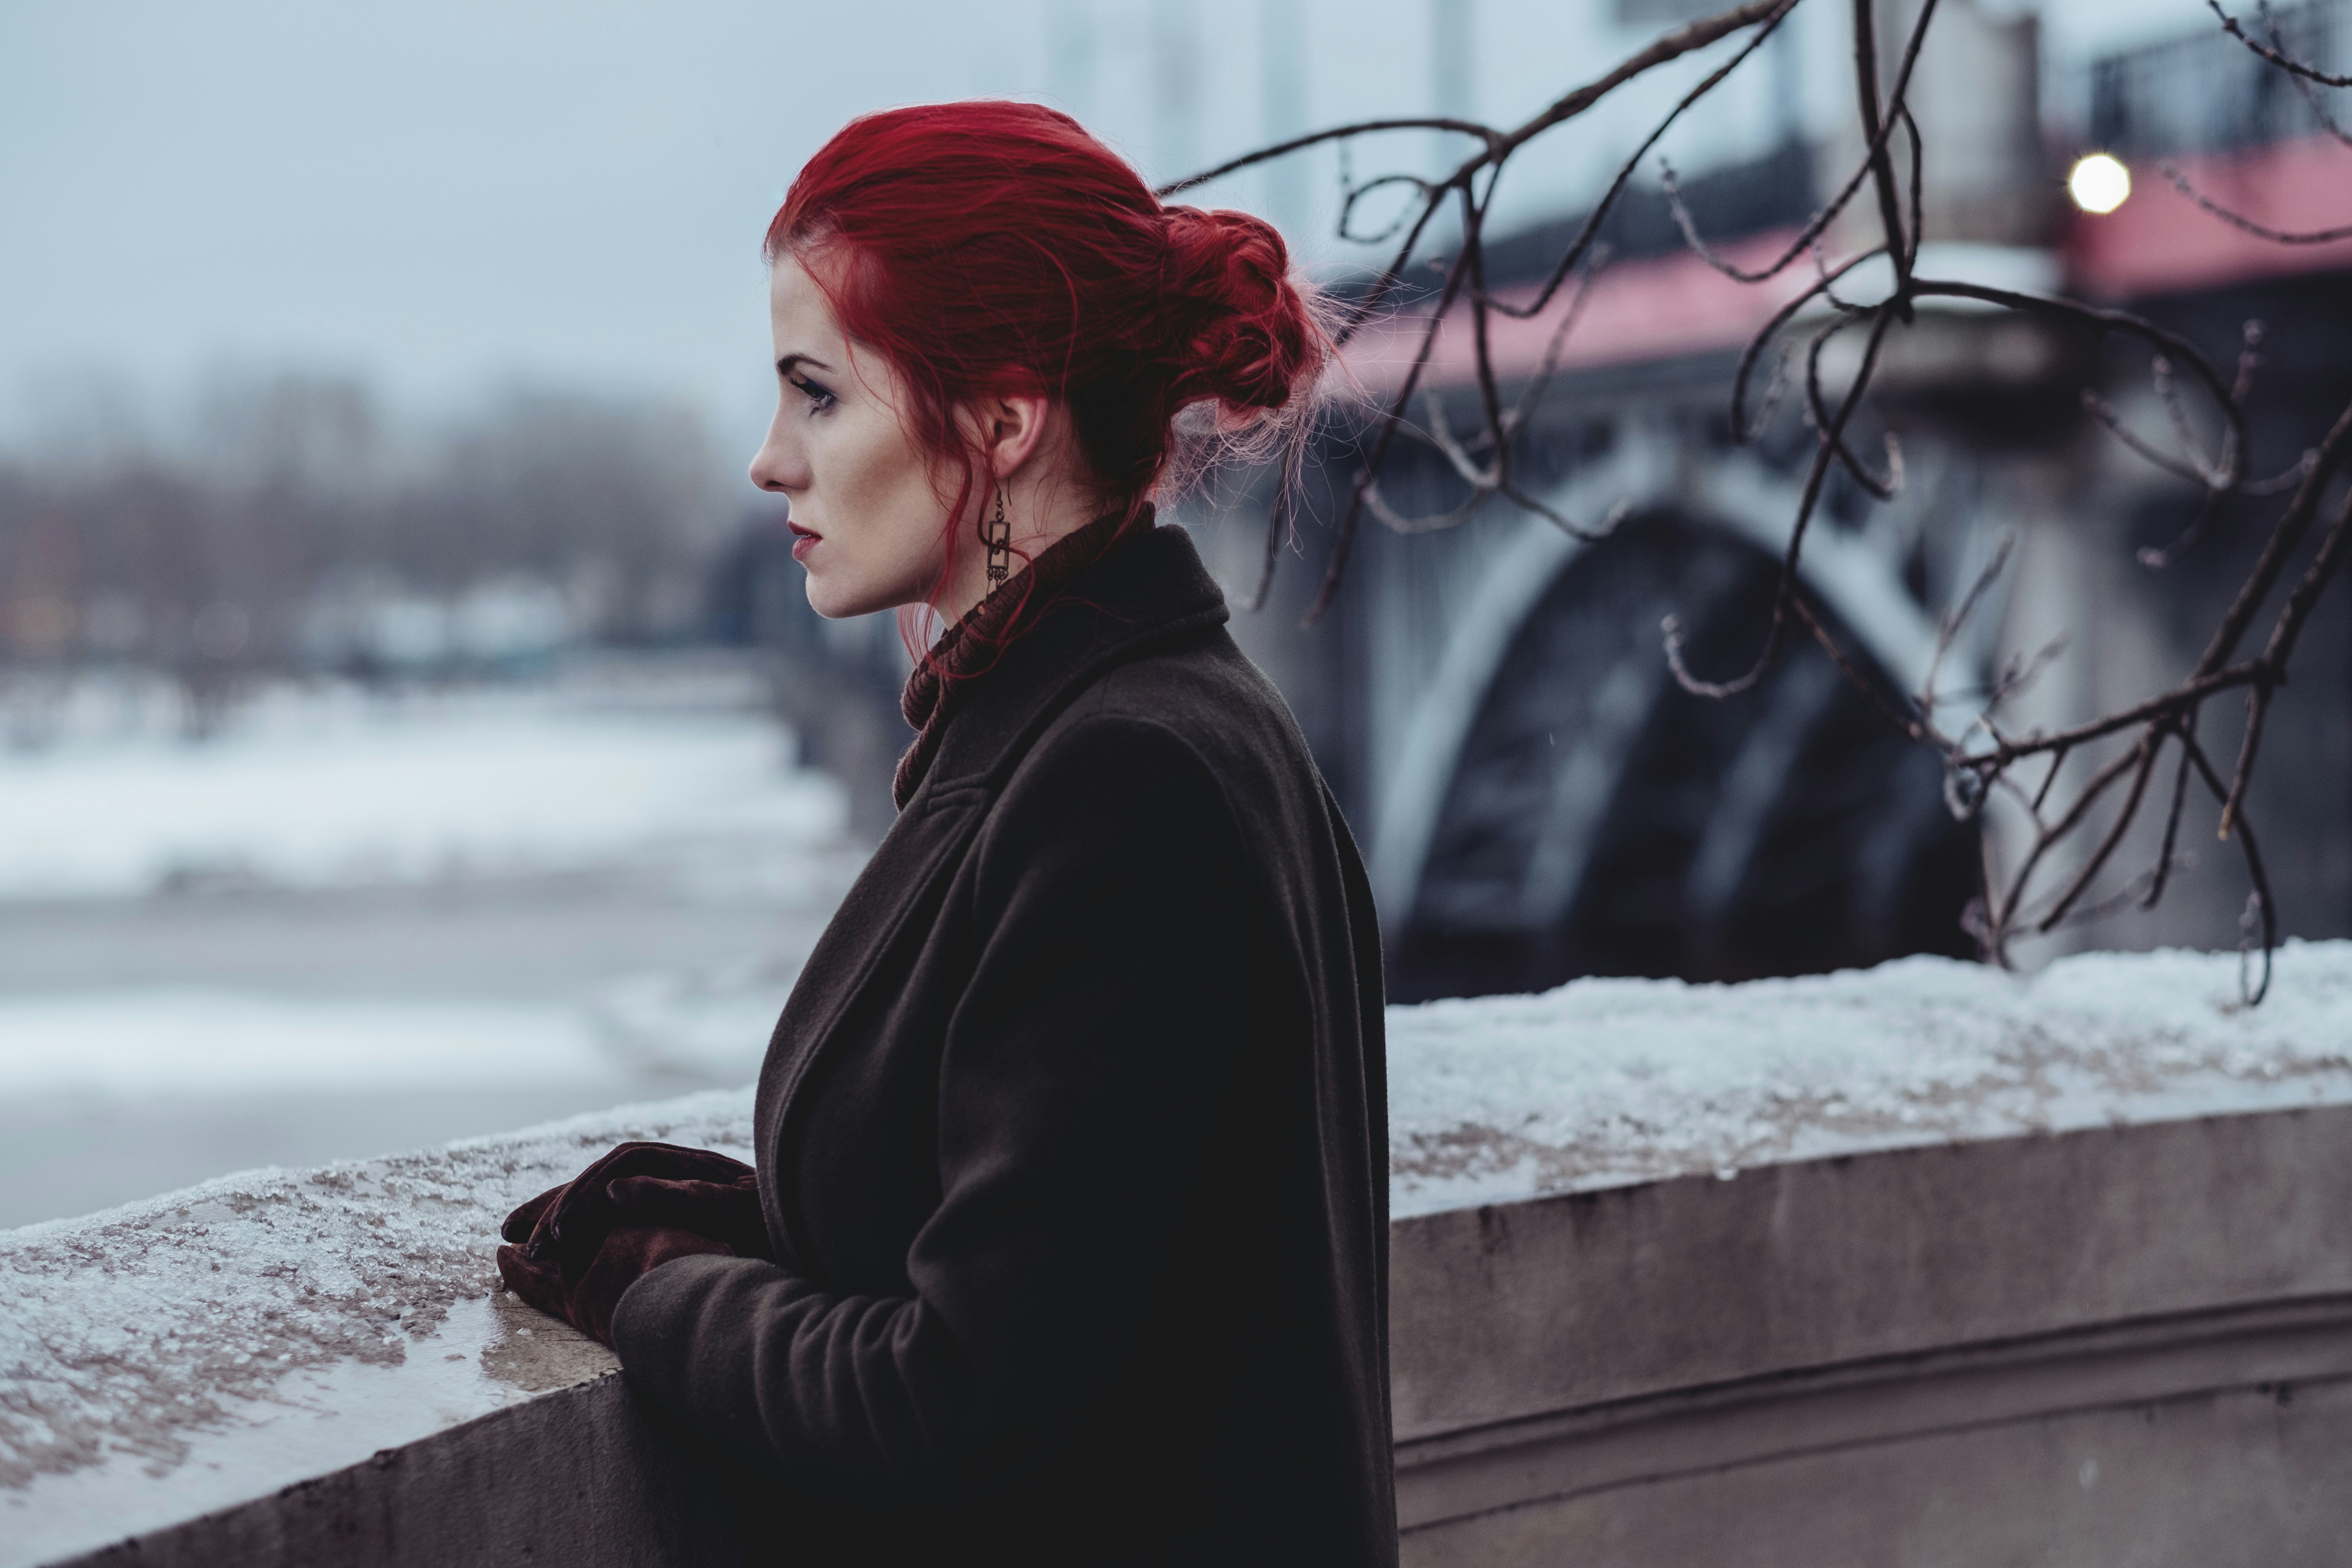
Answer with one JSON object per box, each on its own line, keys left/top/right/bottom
{"left": 1, "top": 1091, "right": 754, "bottom": 1566}
{"left": 8, "top": 943, "right": 2352, "bottom": 1562}
{"left": 1388, "top": 940, "right": 2352, "bottom": 1217}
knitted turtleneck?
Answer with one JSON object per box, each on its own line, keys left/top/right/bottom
{"left": 892, "top": 507, "right": 1143, "bottom": 809}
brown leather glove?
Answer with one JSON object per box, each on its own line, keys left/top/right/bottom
{"left": 495, "top": 1142, "right": 772, "bottom": 1347}
{"left": 500, "top": 1142, "right": 770, "bottom": 1270}
{"left": 498, "top": 1221, "right": 732, "bottom": 1346}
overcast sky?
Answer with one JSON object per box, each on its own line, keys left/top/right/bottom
{"left": 1, "top": 0, "right": 2224, "bottom": 474}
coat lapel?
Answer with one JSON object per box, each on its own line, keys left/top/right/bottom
{"left": 751, "top": 778, "right": 983, "bottom": 1268}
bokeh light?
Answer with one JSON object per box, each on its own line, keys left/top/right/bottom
{"left": 2068, "top": 152, "right": 2132, "bottom": 215}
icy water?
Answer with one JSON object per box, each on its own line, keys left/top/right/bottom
{"left": 0, "top": 670, "right": 864, "bottom": 1229}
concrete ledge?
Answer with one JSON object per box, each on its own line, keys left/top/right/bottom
{"left": 1390, "top": 1106, "right": 2352, "bottom": 1439}
{"left": 12, "top": 945, "right": 2352, "bottom": 1565}
{"left": 1396, "top": 1295, "right": 2352, "bottom": 1522}
{"left": 2, "top": 1091, "right": 757, "bottom": 1567}
{"left": 1390, "top": 1107, "right": 2352, "bottom": 1562}
{"left": 1405, "top": 1347, "right": 2352, "bottom": 1566}
{"left": 54, "top": 1372, "right": 746, "bottom": 1568}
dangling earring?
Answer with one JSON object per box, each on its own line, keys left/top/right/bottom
{"left": 985, "top": 485, "right": 1011, "bottom": 590}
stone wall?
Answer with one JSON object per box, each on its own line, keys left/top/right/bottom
{"left": 1392, "top": 1108, "right": 2352, "bottom": 1563}
{"left": 12, "top": 944, "right": 2352, "bottom": 1565}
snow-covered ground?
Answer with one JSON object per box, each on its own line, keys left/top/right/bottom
{"left": 0, "top": 674, "right": 847, "bottom": 900}
{"left": 0, "top": 993, "right": 619, "bottom": 1098}
{"left": 0, "top": 671, "right": 861, "bottom": 1227}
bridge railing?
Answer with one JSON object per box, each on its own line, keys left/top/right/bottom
{"left": 2086, "top": 0, "right": 2352, "bottom": 159}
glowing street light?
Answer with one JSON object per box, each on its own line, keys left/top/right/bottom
{"left": 2068, "top": 152, "right": 2132, "bottom": 215}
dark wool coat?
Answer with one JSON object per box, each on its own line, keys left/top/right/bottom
{"left": 611, "top": 522, "right": 1398, "bottom": 1566}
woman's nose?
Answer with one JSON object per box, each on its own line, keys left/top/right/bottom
{"left": 748, "top": 428, "right": 802, "bottom": 494}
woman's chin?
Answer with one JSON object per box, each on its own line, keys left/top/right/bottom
{"left": 802, "top": 570, "right": 900, "bottom": 622}
{"left": 802, "top": 575, "right": 856, "bottom": 621}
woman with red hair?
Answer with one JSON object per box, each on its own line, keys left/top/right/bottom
{"left": 498, "top": 100, "right": 1396, "bottom": 1564}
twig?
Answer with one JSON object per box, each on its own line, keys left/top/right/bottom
{"left": 2206, "top": 0, "right": 2352, "bottom": 87}
{"left": 2158, "top": 162, "right": 2352, "bottom": 247}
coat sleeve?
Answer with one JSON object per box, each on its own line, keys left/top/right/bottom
{"left": 610, "top": 713, "right": 1262, "bottom": 1504}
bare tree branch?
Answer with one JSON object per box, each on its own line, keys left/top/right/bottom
{"left": 2205, "top": 0, "right": 2352, "bottom": 86}
{"left": 1181, "top": 0, "right": 2352, "bottom": 990}
{"left": 2158, "top": 161, "right": 2352, "bottom": 245}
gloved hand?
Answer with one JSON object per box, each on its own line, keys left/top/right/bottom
{"left": 498, "top": 1221, "right": 733, "bottom": 1345}
{"left": 495, "top": 1141, "right": 772, "bottom": 1347}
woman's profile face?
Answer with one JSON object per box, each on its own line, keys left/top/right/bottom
{"left": 750, "top": 254, "right": 950, "bottom": 619}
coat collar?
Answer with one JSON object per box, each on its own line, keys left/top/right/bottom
{"left": 910, "top": 520, "right": 1230, "bottom": 806}
{"left": 894, "top": 508, "right": 1133, "bottom": 809}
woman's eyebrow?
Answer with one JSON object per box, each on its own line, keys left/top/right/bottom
{"left": 776, "top": 352, "right": 838, "bottom": 376}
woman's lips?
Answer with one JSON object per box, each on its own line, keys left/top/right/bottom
{"left": 788, "top": 522, "right": 819, "bottom": 561}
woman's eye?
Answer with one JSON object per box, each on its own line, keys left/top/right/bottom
{"left": 787, "top": 374, "right": 837, "bottom": 414}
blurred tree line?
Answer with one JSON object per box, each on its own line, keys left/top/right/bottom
{"left": 0, "top": 371, "right": 733, "bottom": 734}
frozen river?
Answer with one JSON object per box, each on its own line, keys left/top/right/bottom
{"left": 0, "top": 668, "right": 866, "bottom": 1228}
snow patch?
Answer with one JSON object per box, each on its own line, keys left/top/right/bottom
{"left": 1387, "top": 941, "right": 2352, "bottom": 1216}
{"left": 0, "top": 680, "right": 849, "bottom": 900}
{"left": 0, "top": 1089, "right": 752, "bottom": 1562}
{"left": 0, "top": 993, "right": 624, "bottom": 1098}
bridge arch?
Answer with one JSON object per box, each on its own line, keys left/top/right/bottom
{"left": 1365, "top": 447, "right": 1978, "bottom": 1000}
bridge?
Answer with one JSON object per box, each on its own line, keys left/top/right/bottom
{"left": 1194, "top": 0, "right": 2352, "bottom": 1000}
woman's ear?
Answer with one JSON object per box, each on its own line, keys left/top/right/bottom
{"left": 974, "top": 392, "right": 1054, "bottom": 482}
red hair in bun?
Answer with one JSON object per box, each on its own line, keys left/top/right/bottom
{"left": 768, "top": 100, "right": 1327, "bottom": 546}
